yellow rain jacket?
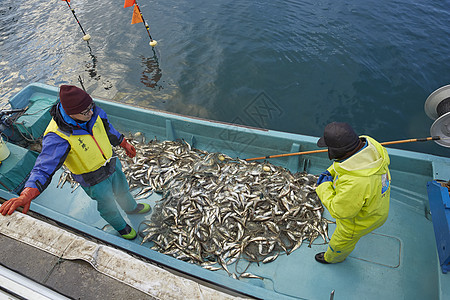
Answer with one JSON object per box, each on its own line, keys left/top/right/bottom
{"left": 315, "top": 135, "right": 391, "bottom": 263}
{"left": 44, "top": 116, "right": 113, "bottom": 175}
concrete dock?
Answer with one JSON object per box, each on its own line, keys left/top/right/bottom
{"left": 0, "top": 211, "right": 250, "bottom": 300}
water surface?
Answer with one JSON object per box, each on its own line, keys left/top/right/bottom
{"left": 1, "top": 0, "right": 449, "bottom": 156}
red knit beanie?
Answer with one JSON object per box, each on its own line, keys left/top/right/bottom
{"left": 59, "top": 85, "right": 93, "bottom": 115}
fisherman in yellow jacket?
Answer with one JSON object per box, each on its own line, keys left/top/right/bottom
{"left": 315, "top": 122, "right": 391, "bottom": 264}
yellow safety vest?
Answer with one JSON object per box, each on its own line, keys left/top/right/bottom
{"left": 44, "top": 116, "right": 113, "bottom": 175}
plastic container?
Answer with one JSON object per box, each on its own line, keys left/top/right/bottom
{"left": 0, "top": 137, "right": 11, "bottom": 161}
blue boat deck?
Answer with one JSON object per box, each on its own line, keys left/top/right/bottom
{"left": 2, "top": 83, "right": 450, "bottom": 299}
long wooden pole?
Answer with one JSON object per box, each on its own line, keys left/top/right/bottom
{"left": 245, "top": 136, "right": 442, "bottom": 161}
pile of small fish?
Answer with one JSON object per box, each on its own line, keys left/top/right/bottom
{"left": 115, "top": 134, "right": 331, "bottom": 280}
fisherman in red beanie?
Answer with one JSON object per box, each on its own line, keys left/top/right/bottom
{"left": 0, "top": 85, "right": 150, "bottom": 240}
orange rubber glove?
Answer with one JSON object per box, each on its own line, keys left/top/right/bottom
{"left": 120, "top": 139, "right": 136, "bottom": 158}
{"left": 0, "top": 187, "right": 40, "bottom": 216}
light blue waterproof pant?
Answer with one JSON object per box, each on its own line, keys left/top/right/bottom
{"left": 82, "top": 159, "right": 137, "bottom": 232}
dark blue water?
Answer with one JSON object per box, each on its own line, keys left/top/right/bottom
{"left": 1, "top": 0, "right": 449, "bottom": 156}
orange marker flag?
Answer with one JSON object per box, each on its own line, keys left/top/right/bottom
{"left": 124, "top": 0, "right": 135, "bottom": 8}
{"left": 62, "top": 0, "right": 70, "bottom": 2}
{"left": 131, "top": 4, "right": 143, "bottom": 24}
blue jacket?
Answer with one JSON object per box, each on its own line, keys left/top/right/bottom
{"left": 25, "top": 103, "right": 124, "bottom": 191}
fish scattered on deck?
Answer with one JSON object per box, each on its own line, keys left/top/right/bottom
{"left": 57, "top": 167, "right": 80, "bottom": 192}
{"left": 59, "top": 133, "right": 330, "bottom": 280}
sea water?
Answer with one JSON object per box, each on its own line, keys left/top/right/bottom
{"left": 0, "top": 0, "right": 449, "bottom": 156}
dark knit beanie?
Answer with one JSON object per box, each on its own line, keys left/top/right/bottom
{"left": 59, "top": 85, "right": 93, "bottom": 115}
{"left": 317, "top": 122, "right": 360, "bottom": 160}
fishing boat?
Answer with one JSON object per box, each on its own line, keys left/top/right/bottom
{"left": 0, "top": 82, "right": 450, "bottom": 299}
